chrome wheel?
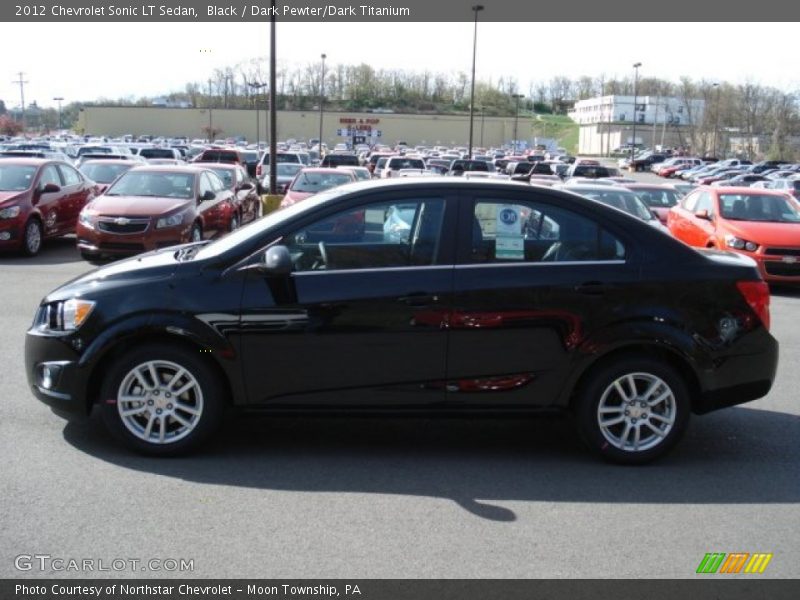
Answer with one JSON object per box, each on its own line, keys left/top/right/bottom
{"left": 229, "top": 213, "right": 239, "bottom": 231}
{"left": 116, "top": 360, "right": 203, "bottom": 445}
{"left": 24, "top": 220, "right": 42, "bottom": 255}
{"left": 596, "top": 372, "right": 676, "bottom": 452}
{"left": 191, "top": 225, "right": 202, "bottom": 242}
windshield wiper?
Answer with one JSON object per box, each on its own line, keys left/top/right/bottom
{"left": 174, "top": 241, "right": 210, "bottom": 261}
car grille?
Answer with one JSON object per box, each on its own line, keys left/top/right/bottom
{"left": 98, "top": 242, "right": 146, "bottom": 253}
{"left": 97, "top": 217, "right": 150, "bottom": 234}
{"left": 764, "top": 261, "right": 800, "bottom": 277}
{"left": 764, "top": 247, "right": 800, "bottom": 257}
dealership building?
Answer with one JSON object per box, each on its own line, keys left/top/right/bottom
{"left": 76, "top": 106, "right": 533, "bottom": 149}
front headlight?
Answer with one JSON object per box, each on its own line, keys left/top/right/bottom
{"left": 725, "top": 235, "right": 758, "bottom": 252}
{"left": 78, "top": 211, "right": 95, "bottom": 227}
{"left": 38, "top": 299, "right": 96, "bottom": 332}
{"left": 0, "top": 206, "right": 21, "bottom": 219}
{"left": 156, "top": 209, "right": 189, "bottom": 229}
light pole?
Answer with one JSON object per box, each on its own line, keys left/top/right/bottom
{"left": 512, "top": 93, "right": 524, "bottom": 153}
{"left": 53, "top": 97, "right": 64, "bottom": 131}
{"left": 631, "top": 62, "right": 642, "bottom": 159}
{"left": 319, "top": 53, "right": 326, "bottom": 159}
{"left": 712, "top": 82, "right": 720, "bottom": 158}
{"left": 467, "top": 4, "right": 484, "bottom": 159}
{"left": 268, "top": 0, "right": 277, "bottom": 195}
{"left": 248, "top": 82, "right": 266, "bottom": 148}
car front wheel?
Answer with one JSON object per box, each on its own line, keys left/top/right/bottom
{"left": 99, "top": 344, "right": 226, "bottom": 455}
{"left": 574, "top": 357, "right": 690, "bottom": 464}
{"left": 22, "top": 218, "right": 43, "bottom": 256}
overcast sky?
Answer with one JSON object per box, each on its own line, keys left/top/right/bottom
{"left": 2, "top": 22, "right": 798, "bottom": 109}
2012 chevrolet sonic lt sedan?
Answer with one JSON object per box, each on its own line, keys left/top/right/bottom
{"left": 25, "top": 179, "right": 779, "bottom": 464}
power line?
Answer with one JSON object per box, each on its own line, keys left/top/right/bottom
{"left": 12, "top": 71, "right": 29, "bottom": 129}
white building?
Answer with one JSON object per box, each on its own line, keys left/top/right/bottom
{"left": 569, "top": 95, "right": 706, "bottom": 155}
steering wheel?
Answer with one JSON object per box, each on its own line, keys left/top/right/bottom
{"left": 317, "top": 241, "right": 329, "bottom": 269}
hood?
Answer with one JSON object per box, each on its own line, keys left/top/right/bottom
{"left": 42, "top": 244, "right": 192, "bottom": 304}
{"left": 721, "top": 219, "right": 800, "bottom": 247}
{"left": 283, "top": 190, "right": 313, "bottom": 205}
{"left": 86, "top": 194, "right": 192, "bottom": 216}
{"left": 0, "top": 191, "right": 25, "bottom": 204}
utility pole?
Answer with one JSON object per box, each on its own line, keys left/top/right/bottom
{"left": 53, "top": 97, "right": 64, "bottom": 131}
{"left": 12, "top": 72, "right": 28, "bottom": 130}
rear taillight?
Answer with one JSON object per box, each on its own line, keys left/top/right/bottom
{"left": 736, "top": 280, "right": 770, "bottom": 330}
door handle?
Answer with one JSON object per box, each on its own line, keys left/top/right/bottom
{"left": 574, "top": 282, "right": 611, "bottom": 295}
{"left": 398, "top": 293, "right": 438, "bottom": 307}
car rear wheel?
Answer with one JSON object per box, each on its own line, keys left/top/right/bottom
{"left": 99, "top": 343, "right": 226, "bottom": 456}
{"left": 22, "top": 218, "right": 42, "bottom": 257}
{"left": 574, "top": 357, "right": 690, "bottom": 464}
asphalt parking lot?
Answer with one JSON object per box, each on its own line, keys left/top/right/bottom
{"left": 2, "top": 176, "right": 799, "bottom": 579}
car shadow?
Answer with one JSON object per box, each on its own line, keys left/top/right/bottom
{"left": 62, "top": 406, "right": 800, "bottom": 522}
{"left": 0, "top": 236, "right": 84, "bottom": 266}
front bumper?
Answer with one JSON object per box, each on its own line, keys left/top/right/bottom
{"left": 24, "top": 329, "right": 91, "bottom": 418}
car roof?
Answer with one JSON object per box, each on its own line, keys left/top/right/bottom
{"left": 0, "top": 157, "right": 55, "bottom": 166}
{"left": 128, "top": 165, "right": 206, "bottom": 174}
{"left": 704, "top": 185, "right": 790, "bottom": 196}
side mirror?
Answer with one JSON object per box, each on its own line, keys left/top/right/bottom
{"left": 695, "top": 209, "right": 712, "bottom": 220}
{"left": 238, "top": 181, "right": 254, "bottom": 191}
{"left": 264, "top": 245, "right": 293, "bottom": 276}
{"left": 199, "top": 190, "right": 215, "bottom": 202}
{"left": 40, "top": 182, "right": 61, "bottom": 194}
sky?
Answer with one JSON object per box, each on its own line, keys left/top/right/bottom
{"left": 1, "top": 22, "right": 798, "bottom": 109}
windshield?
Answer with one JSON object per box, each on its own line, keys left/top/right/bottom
{"left": 582, "top": 190, "right": 654, "bottom": 220}
{"left": 719, "top": 193, "right": 800, "bottom": 222}
{"left": 0, "top": 165, "right": 36, "bottom": 191}
{"left": 106, "top": 171, "right": 195, "bottom": 198}
{"left": 195, "top": 185, "right": 355, "bottom": 260}
{"left": 290, "top": 171, "right": 354, "bottom": 193}
{"left": 80, "top": 162, "right": 134, "bottom": 183}
{"left": 207, "top": 167, "right": 235, "bottom": 189}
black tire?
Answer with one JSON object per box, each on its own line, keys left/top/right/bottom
{"left": 99, "top": 343, "right": 227, "bottom": 456}
{"left": 21, "top": 218, "right": 43, "bottom": 257}
{"left": 190, "top": 223, "right": 202, "bottom": 242}
{"left": 573, "top": 357, "right": 690, "bottom": 465}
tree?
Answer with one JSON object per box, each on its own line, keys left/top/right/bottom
{"left": 0, "top": 115, "right": 23, "bottom": 136}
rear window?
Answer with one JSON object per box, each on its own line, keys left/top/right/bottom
{"left": 322, "top": 154, "right": 359, "bottom": 167}
{"left": 199, "top": 150, "right": 239, "bottom": 163}
{"left": 388, "top": 158, "right": 424, "bottom": 170}
{"left": 140, "top": 148, "right": 176, "bottom": 159}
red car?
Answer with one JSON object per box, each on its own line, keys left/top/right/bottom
{"left": 667, "top": 186, "right": 800, "bottom": 283}
{"left": 76, "top": 166, "right": 239, "bottom": 261}
{"left": 194, "top": 162, "right": 261, "bottom": 229}
{"left": 0, "top": 158, "right": 96, "bottom": 256}
{"left": 280, "top": 168, "right": 357, "bottom": 208}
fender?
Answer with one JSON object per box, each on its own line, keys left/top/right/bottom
{"left": 554, "top": 315, "right": 710, "bottom": 407}
{"left": 79, "top": 310, "right": 246, "bottom": 407}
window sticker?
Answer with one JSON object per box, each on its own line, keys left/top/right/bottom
{"left": 496, "top": 235, "right": 525, "bottom": 260}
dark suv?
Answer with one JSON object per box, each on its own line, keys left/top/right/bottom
{"left": 26, "top": 179, "right": 778, "bottom": 463}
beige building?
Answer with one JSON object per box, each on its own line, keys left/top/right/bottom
{"left": 76, "top": 106, "right": 531, "bottom": 149}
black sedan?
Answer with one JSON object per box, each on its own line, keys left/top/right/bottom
{"left": 25, "top": 179, "right": 778, "bottom": 463}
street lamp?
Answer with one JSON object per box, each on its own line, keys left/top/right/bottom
{"left": 268, "top": 0, "right": 277, "bottom": 195}
{"left": 248, "top": 82, "right": 266, "bottom": 148}
{"left": 52, "top": 97, "right": 64, "bottom": 131}
{"left": 512, "top": 93, "right": 524, "bottom": 153}
{"left": 712, "top": 82, "right": 720, "bottom": 158}
{"left": 480, "top": 105, "right": 485, "bottom": 148}
{"left": 319, "top": 53, "right": 326, "bottom": 159}
{"left": 467, "top": 4, "right": 484, "bottom": 159}
{"left": 631, "top": 62, "right": 642, "bottom": 159}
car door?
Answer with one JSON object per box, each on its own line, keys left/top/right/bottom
{"left": 668, "top": 190, "right": 699, "bottom": 244}
{"left": 33, "top": 164, "right": 67, "bottom": 237}
{"left": 237, "top": 191, "right": 457, "bottom": 406}
{"left": 684, "top": 191, "right": 715, "bottom": 246}
{"left": 56, "top": 163, "right": 90, "bottom": 232}
{"left": 196, "top": 172, "right": 227, "bottom": 237}
{"left": 447, "top": 190, "right": 635, "bottom": 406}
